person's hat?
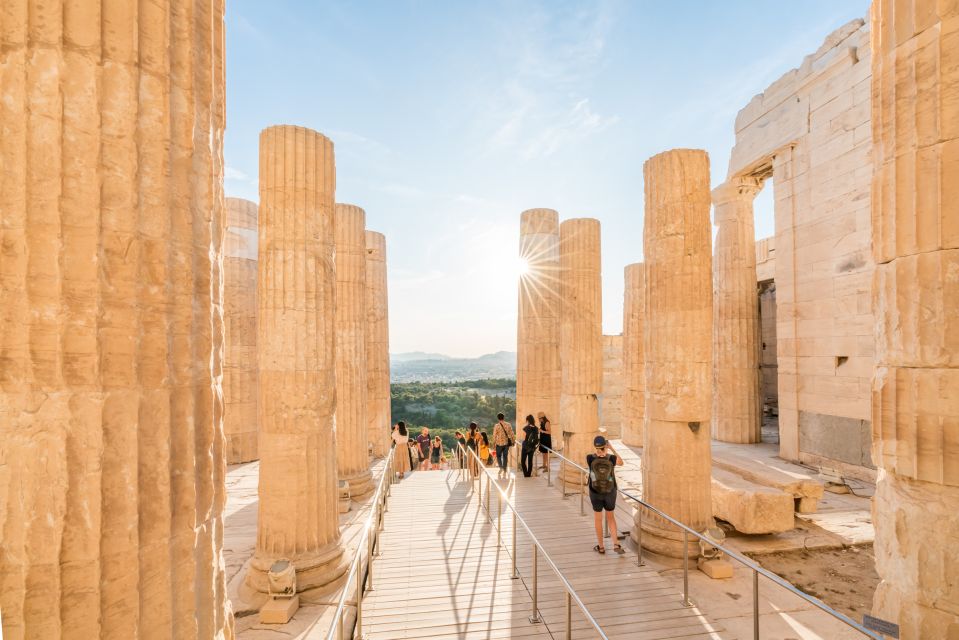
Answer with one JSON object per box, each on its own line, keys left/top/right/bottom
{"left": 593, "top": 435, "right": 607, "bottom": 447}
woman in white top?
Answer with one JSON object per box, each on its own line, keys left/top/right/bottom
{"left": 392, "top": 421, "right": 412, "bottom": 478}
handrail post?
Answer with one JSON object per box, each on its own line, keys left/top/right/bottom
{"left": 565, "top": 591, "right": 572, "bottom": 640}
{"left": 367, "top": 530, "right": 374, "bottom": 592}
{"left": 682, "top": 529, "right": 691, "bottom": 606}
{"left": 497, "top": 489, "right": 502, "bottom": 545}
{"left": 485, "top": 473, "right": 490, "bottom": 517}
{"left": 636, "top": 508, "right": 644, "bottom": 566}
{"left": 478, "top": 460, "right": 482, "bottom": 505}
{"left": 511, "top": 510, "right": 518, "bottom": 579}
{"left": 580, "top": 468, "right": 585, "bottom": 517}
{"left": 753, "top": 570, "right": 759, "bottom": 640}
{"left": 547, "top": 452, "right": 552, "bottom": 487}
{"left": 354, "top": 565, "right": 363, "bottom": 638}
{"left": 528, "top": 544, "right": 541, "bottom": 623}
{"left": 560, "top": 454, "right": 567, "bottom": 499}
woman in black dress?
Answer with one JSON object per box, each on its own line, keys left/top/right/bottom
{"left": 537, "top": 412, "right": 553, "bottom": 471}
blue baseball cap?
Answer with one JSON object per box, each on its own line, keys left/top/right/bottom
{"left": 593, "top": 435, "right": 607, "bottom": 447}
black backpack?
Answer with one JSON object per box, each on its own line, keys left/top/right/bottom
{"left": 589, "top": 456, "right": 615, "bottom": 494}
{"left": 524, "top": 426, "right": 540, "bottom": 450}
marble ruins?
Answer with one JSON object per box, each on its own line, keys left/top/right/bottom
{"left": 1, "top": 0, "right": 956, "bottom": 638}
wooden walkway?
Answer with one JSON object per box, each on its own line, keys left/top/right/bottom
{"left": 362, "top": 467, "right": 728, "bottom": 639}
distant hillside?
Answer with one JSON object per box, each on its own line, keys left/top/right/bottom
{"left": 390, "top": 351, "right": 516, "bottom": 382}
{"left": 390, "top": 351, "right": 452, "bottom": 363}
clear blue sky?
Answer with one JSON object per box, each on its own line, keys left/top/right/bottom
{"left": 225, "top": 0, "right": 871, "bottom": 357}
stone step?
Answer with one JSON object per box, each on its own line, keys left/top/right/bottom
{"left": 711, "top": 442, "right": 825, "bottom": 513}
{"left": 711, "top": 468, "right": 795, "bottom": 534}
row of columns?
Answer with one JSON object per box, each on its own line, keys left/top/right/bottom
{"left": 515, "top": 150, "right": 716, "bottom": 556}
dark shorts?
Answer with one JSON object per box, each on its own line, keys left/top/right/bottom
{"left": 430, "top": 453, "right": 440, "bottom": 463}
{"left": 589, "top": 489, "right": 616, "bottom": 513}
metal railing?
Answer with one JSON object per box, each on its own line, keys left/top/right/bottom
{"left": 540, "top": 443, "right": 882, "bottom": 640}
{"left": 322, "top": 445, "right": 396, "bottom": 640}
{"left": 456, "top": 443, "right": 609, "bottom": 640}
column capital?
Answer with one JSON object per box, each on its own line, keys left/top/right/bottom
{"left": 711, "top": 176, "right": 763, "bottom": 206}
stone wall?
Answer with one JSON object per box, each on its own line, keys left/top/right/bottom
{"left": 728, "top": 19, "right": 875, "bottom": 474}
{"left": 600, "top": 334, "right": 623, "bottom": 438}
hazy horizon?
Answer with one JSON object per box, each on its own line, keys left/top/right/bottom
{"left": 225, "top": 1, "right": 870, "bottom": 358}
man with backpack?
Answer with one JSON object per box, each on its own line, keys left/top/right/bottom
{"left": 587, "top": 435, "right": 625, "bottom": 554}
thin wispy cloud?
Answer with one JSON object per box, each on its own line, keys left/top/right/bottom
{"left": 475, "top": 0, "right": 621, "bottom": 159}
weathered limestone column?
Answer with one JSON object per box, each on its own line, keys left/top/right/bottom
{"left": 0, "top": 2, "right": 232, "bottom": 638}
{"left": 225, "top": 197, "right": 259, "bottom": 463}
{"left": 640, "top": 149, "right": 714, "bottom": 558}
{"left": 335, "top": 204, "right": 373, "bottom": 498}
{"left": 366, "top": 231, "right": 392, "bottom": 458}
{"left": 517, "top": 208, "right": 562, "bottom": 436}
{"left": 622, "top": 263, "right": 646, "bottom": 447}
{"left": 559, "top": 218, "right": 602, "bottom": 485}
{"left": 711, "top": 177, "right": 763, "bottom": 443}
{"left": 870, "top": 2, "right": 959, "bottom": 637}
{"left": 244, "top": 126, "right": 345, "bottom": 598}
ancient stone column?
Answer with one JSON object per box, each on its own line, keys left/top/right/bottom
{"left": 517, "top": 208, "right": 562, "bottom": 437}
{"left": 0, "top": 3, "right": 232, "bottom": 638}
{"left": 335, "top": 204, "right": 373, "bottom": 498}
{"left": 640, "top": 149, "right": 714, "bottom": 558}
{"left": 622, "top": 263, "right": 646, "bottom": 447}
{"left": 224, "top": 197, "right": 259, "bottom": 464}
{"left": 711, "top": 177, "right": 763, "bottom": 444}
{"left": 244, "top": 126, "right": 345, "bottom": 598}
{"left": 870, "top": 2, "right": 959, "bottom": 637}
{"left": 559, "top": 218, "right": 603, "bottom": 485}
{"left": 366, "top": 231, "right": 392, "bottom": 458}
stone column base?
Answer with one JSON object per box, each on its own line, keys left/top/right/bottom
{"left": 341, "top": 469, "right": 375, "bottom": 500}
{"left": 242, "top": 542, "right": 347, "bottom": 604}
{"left": 635, "top": 510, "right": 702, "bottom": 560}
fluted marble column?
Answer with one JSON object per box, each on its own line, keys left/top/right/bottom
{"left": 640, "top": 149, "right": 714, "bottom": 558}
{"left": 517, "top": 209, "right": 562, "bottom": 436}
{"left": 225, "top": 197, "right": 259, "bottom": 463}
{"left": 559, "top": 218, "right": 603, "bottom": 485}
{"left": 244, "top": 126, "right": 345, "bottom": 598}
{"left": 366, "top": 231, "right": 392, "bottom": 458}
{"left": 711, "top": 177, "right": 763, "bottom": 443}
{"left": 335, "top": 204, "right": 373, "bottom": 498}
{"left": 622, "top": 263, "right": 646, "bottom": 447}
{"left": 0, "top": 2, "right": 232, "bottom": 638}
{"left": 871, "top": 2, "right": 959, "bottom": 637}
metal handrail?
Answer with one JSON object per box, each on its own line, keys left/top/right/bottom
{"left": 322, "top": 445, "right": 396, "bottom": 640}
{"left": 456, "top": 443, "right": 610, "bottom": 640}
{"left": 541, "top": 443, "right": 882, "bottom": 640}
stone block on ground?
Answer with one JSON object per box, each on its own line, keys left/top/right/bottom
{"left": 712, "top": 468, "right": 795, "bottom": 534}
{"left": 259, "top": 596, "right": 299, "bottom": 624}
{"left": 711, "top": 442, "right": 824, "bottom": 512}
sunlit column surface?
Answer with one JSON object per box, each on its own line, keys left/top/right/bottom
{"left": 640, "top": 149, "right": 715, "bottom": 558}
{"left": 245, "top": 125, "right": 346, "bottom": 598}
{"left": 711, "top": 177, "right": 763, "bottom": 444}
{"left": 517, "top": 208, "right": 562, "bottom": 441}
{"left": 335, "top": 203, "right": 373, "bottom": 498}
{"left": 559, "top": 218, "right": 603, "bottom": 485}
{"left": 622, "top": 263, "right": 646, "bottom": 447}
{"left": 366, "top": 231, "right": 392, "bottom": 457}
{"left": 0, "top": 1, "right": 232, "bottom": 637}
